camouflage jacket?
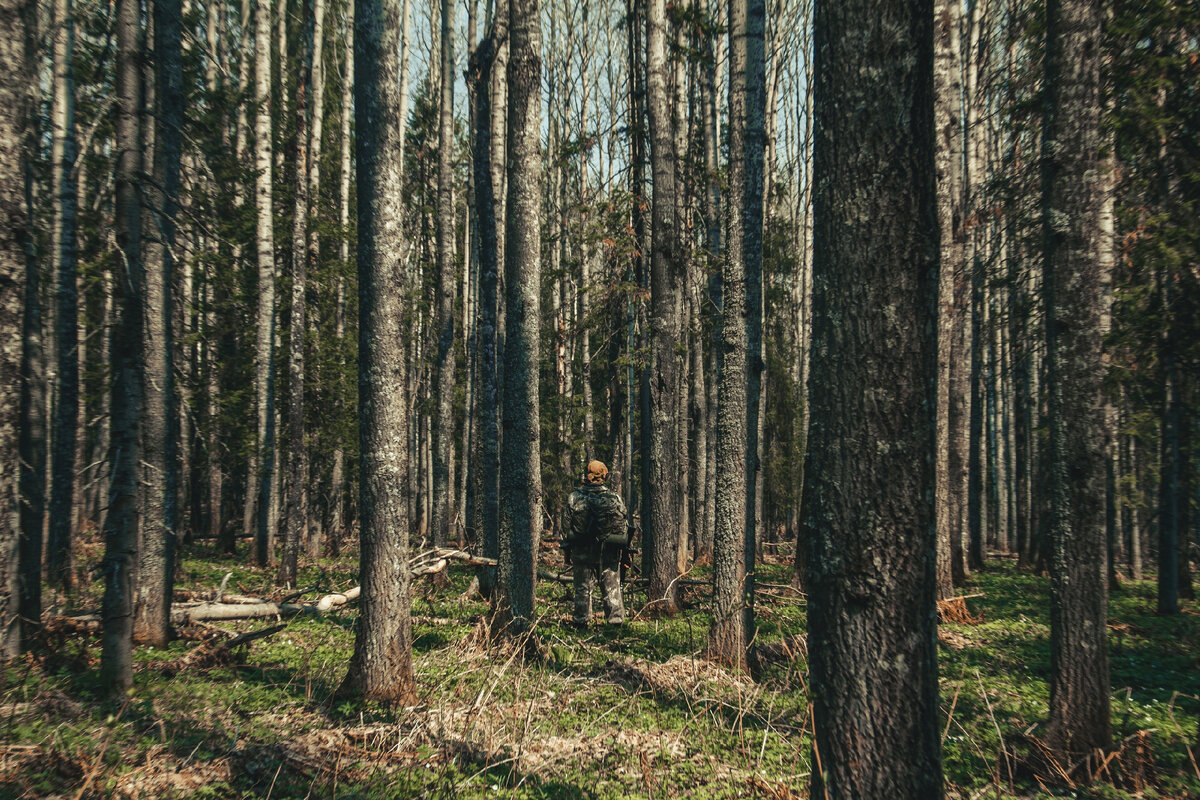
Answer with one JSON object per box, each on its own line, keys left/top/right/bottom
{"left": 562, "top": 483, "right": 627, "bottom": 559}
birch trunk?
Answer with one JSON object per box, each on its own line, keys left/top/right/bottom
{"left": 47, "top": 0, "right": 78, "bottom": 589}
{"left": 250, "top": 0, "right": 277, "bottom": 567}
{"left": 330, "top": 0, "right": 353, "bottom": 551}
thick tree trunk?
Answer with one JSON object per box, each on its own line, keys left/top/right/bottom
{"left": 135, "top": 0, "right": 183, "bottom": 647}
{"left": 495, "top": 0, "right": 541, "bottom": 633}
{"left": 803, "top": 0, "right": 943, "bottom": 796}
{"left": 644, "top": 0, "right": 681, "bottom": 614}
{"left": 102, "top": 0, "right": 144, "bottom": 695}
{"left": 432, "top": 0, "right": 456, "bottom": 551}
{"left": 338, "top": 0, "right": 416, "bottom": 704}
{"left": 1041, "top": 0, "right": 1112, "bottom": 758}
{"left": 1, "top": 0, "right": 33, "bottom": 657}
{"left": 250, "top": 0, "right": 277, "bottom": 567}
{"left": 47, "top": 0, "right": 78, "bottom": 591}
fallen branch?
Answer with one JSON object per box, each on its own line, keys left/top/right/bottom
{"left": 148, "top": 624, "right": 286, "bottom": 676}
{"left": 170, "top": 602, "right": 316, "bottom": 624}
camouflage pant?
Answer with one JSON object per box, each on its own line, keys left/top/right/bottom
{"left": 572, "top": 561, "right": 625, "bottom": 625}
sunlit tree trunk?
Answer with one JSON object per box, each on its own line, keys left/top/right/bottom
{"left": 330, "top": 0, "right": 353, "bottom": 552}
{"left": 803, "top": 0, "right": 942, "bottom": 795}
{"left": 339, "top": 0, "right": 417, "bottom": 704}
{"left": 250, "top": 0, "right": 277, "bottom": 567}
{"left": 1041, "top": 0, "right": 1111, "bottom": 759}
{"left": 135, "top": 0, "right": 183, "bottom": 646}
{"left": 495, "top": 0, "right": 541, "bottom": 633}
{"left": 644, "top": 0, "right": 681, "bottom": 614}
{"left": 47, "top": 0, "right": 77, "bottom": 590}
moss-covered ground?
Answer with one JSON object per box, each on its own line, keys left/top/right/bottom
{"left": 2, "top": 547, "right": 1197, "bottom": 799}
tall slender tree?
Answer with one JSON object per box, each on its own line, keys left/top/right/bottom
{"left": 1, "top": 0, "right": 32, "bottom": 658}
{"left": 495, "top": 0, "right": 541, "bottom": 633}
{"left": 47, "top": 0, "right": 78, "bottom": 590}
{"left": 432, "top": 0, "right": 456, "bottom": 551}
{"left": 250, "top": 0, "right": 278, "bottom": 567}
{"left": 135, "top": 0, "right": 184, "bottom": 647}
{"left": 643, "top": 0, "right": 681, "bottom": 614}
{"left": 339, "top": 0, "right": 417, "bottom": 704}
{"left": 1041, "top": 0, "right": 1111, "bottom": 759}
{"left": 709, "top": 0, "right": 764, "bottom": 673}
{"left": 802, "top": 0, "right": 942, "bottom": 795}
{"left": 102, "top": 0, "right": 145, "bottom": 695}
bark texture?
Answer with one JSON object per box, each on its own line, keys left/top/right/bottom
{"left": 802, "top": 0, "right": 943, "bottom": 796}
{"left": 495, "top": 0, "right": 541, "bottom": 632}
{"left": 644, "top": 0, "right": 681, "bottom": 614}
{"left": 250, "top": 0, "right": 277, "bottom": 567}
{"left": 339, "top": 0, "right": 416, "bottom": 703}
{"left": 102, "top": 0, "right": 144, "bottom": 695}
{"left": 1, "top": 0, "right": 31, "bottom": 657}
{"left": 432, "top": 0, "right": 456, "bottom": 551}
{"left": 1040, "top": 0, "right": 1111, "bottom": 758}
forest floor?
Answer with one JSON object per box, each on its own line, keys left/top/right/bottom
{"left": 2, "top": 542, "right": 1198, "bottom": 800}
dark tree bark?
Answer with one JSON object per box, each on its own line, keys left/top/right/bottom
{"left": 338, "top": 0, "right": 416, "bottom": 704}
{"left": 135, "top": 0, "right": 183, "bottom": 648}
{"left": 470, "top": 1, "right": 507, "bottom": 598}
{"left": 644, "top": 0, "right": 681, "bottom": 615}
{"left": 1040, "top": 0, "right": 1111, "bottom": 758}
{"left": 280, "top": 0, "right": 316, "bottom": 588}
{"left": 1, "top": 0, "right": 33, "bottom": 657}
{"left": 802, "top": 0, "right": 942, "bottom": 796}
{"left": 495, "top": 0, "right": 541, "bottom": 633}
{"left": 102, "top": 0, "right": 145, "bottom": 695}
{"left": 15, "top": 0, "right": 42, "bottom": 653}
{"left": 1157, "top": 262, "right": 1180, "bottom": 614}
{"left": 432, "top": 0, "right": 456, "bottom": 552}
{"left": 709, "top": 0, "right": 764, "bottom": 673}
{"left": 47, "top": 0, "right": 78, "bottom": 591}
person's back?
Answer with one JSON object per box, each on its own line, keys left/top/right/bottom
{"left": 561, "top": 461, "right": 627, "bottom": 627}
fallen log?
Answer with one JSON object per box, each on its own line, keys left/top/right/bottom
{"left": 170, "top": 602, "right": 316, "bottom": 625}
{"left": 148, "top": 623, "right": 286, "bottom": 676}
{"left": 316, "top": 586, "right": 360, "bottom": 613}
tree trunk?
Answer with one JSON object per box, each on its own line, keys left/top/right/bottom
{"left": 304, "top": 0, "right": 327, "bottom": 559}
{"left": 47, "top": 0, "right": 78, "bottom": 591}
{"left": 495, "top": 0, "right": 541, "bottom": 633}
{"left": 932, "top": 0, "right": 963, "bottom": 600}
{"left": 250, "top": 0, "right": 277, "bottom": 567}
{"left": 1041, "top": 0, "right": 1111, "bottom": 758}
{"left": 803, "top": 0, "right": 943, "bottom": 796}
{"left": 644, "top": 0, "right": 681, "bottom": 615}
{"left": 1, "top": 0, "right": 33, "bottom": 656}
{"left": 330, "top": 0, "right": 354, "bottom": 552}
{"left": 469, "top": 2, "right": 507, "bottom": 598}
{"left": 102, "top": 0, "right": 144, "bottom": 695}
{"left": 280, "top": 0, "right": 315, "bottom": 588}
{"left": 432, "top": 0, "right": 456, "bottom": 551}
{"left": 135, "top": 0, "right": 183, "bottom": 647}
{"left": 16, "top": 0, "right": 43, "bottom": 652}
{"left": 708, "top": 0, "right": 762, "bottom": 673}
{"left": 338, "top": 0, "right": 417, "bottom": 704}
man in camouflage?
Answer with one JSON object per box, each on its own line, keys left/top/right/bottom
{"left": 561, "top": 460, "right": 628, "bottom": 627}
